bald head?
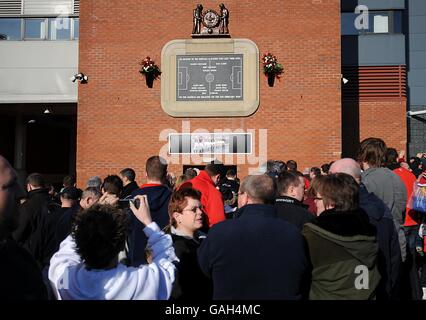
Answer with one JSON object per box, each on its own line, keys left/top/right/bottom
{"left": 239, "top": 174, "right": 276, "bottom": 205}
{"left": 329, "top": 158, "right": 361, "bottom": 183}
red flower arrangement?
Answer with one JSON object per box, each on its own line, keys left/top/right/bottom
{"left": 139, "top": 56, "right": 161, "bottom": 87}
{"left": 261, "top": 53, "right": 284, "bottom": 78}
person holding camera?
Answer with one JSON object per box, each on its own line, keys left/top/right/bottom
{"left": 48, "top": 195, "right": 178, "bottom": 300}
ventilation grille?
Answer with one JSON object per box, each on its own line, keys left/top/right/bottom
{"left": 0, "top": 0, "right": 22, "bottom": 16}
{"left": 73, "top": 0, "right": 78, "bottom": 14}
{"left": 342, "top": 65, "right": 406, "bottom": 101}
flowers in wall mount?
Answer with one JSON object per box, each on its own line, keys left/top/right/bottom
{"left": 139, "top": 56, "right": 161, "bottom": 88}
{"left": 261, "top": 53, "right": 284, "bottom": 87}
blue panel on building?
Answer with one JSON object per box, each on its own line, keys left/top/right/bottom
{"left": 409, "top": 35, "right": 426, "bottom": 51}
{"left": 342, "top": 34, "right": 405, "bottom": 66}
{"left": 409, "top": 16, "right": 426, "bottom": 34}
{"left": 409, "top": 0, "right": 426, "bottom": 15}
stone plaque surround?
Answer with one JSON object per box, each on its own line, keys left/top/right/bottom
{"left": 161, "top": 38, "right": 259, "bottom": 117}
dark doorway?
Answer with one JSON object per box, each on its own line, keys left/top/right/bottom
{"left": 25, "top": 115, "right": 76, "bottom": 184}
{"left": 0, "top": 115, "right": 16, "bottom": 164}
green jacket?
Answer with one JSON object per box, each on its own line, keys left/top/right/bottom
{"left": 302, "top": 221, "right": 381, "bottom": 300}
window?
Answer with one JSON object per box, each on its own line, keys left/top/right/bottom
{"left": 49, "top": 17, "right": 71, "bottom": 40}
{"left": 73, "top": 18, "right": 79, "bottom": 39}
{"left": 24, "top": 18, "right": 47, "bottom": 39}
{"left": 0, "top": 18, "right": 21, "bottom": 40}
{"left": 341, "top": 10, "right": 402, "bottom": 35}
{"left": 371, "top": 12, "right": 389, "bottom": 33}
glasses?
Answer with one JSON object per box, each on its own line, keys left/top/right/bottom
{"left": 182, "top": 206, "right": 204, "bottom": 214}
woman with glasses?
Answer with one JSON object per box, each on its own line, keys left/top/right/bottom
{"left": 302, "top": 173, "right": 381, "bottom": 299}
{"left": 166, "top": 187, "right": 213, "bottom": 300}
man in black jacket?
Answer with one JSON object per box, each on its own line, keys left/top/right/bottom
{"left": 198, "top": 174, "right": 308, "bottom": 299}
{"left": 13, "top": 172, "right": 60, "bottom": 267}
{"left": 128, "top": 156, "right": 172, "bottom": 266}
{"left": 330, "top": 158, "right": 401, "bottom": 299}
{"left": 275, "top": 171, "right": 317, "bottom": 230}
{"left": 119, "top": 168, "right": 139, "bottom": 200}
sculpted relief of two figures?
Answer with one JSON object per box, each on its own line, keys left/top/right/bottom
{"left": 192, "top": 3, "right": 229, "bottom": 35}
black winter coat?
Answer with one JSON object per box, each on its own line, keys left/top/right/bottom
{"left": 275, "top": 196, "right": 317, "bottom": 230}
{"left": 198, "top": 204, "right": 309, "bottom": 300}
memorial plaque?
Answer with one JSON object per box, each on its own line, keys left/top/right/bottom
{"left": 169, "top": 133, "right": 252, "bottom": 154}
{"left": 176, "top": 54, "right": 243, "bottom": 101}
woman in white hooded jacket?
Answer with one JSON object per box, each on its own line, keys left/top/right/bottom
{"left": 48, "top": 195, "right": 178, "bottom": 300}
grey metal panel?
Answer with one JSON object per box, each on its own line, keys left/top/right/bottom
{"left": 409, "top": 87, "right": 426, "bottom": 105}
{"left": 341, "top": 0, "right": 405, "bottom": 11}
{"left": 409, "top": 51, "right": 426, "bottom": 69}
{"left": 409, "top": 16, "right": 426, "bottom": 34}
{"left": 342, "top": 34, "right": 405, "bottom": 65}
{"left": 23, "top": 0, "right": 72, "bottom": 15}
{"left": 0, "top": 41, "right": 78, "bottom": 103}
{"left": 408, "top": 70, "right": 426, "bottom": 87}
{"left": 409, "top": 35, "right": 426, "bottom": 51}
{"left": 409, "top": 0, "right": 426, "bottom": 16}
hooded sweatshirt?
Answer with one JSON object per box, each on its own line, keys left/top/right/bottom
{"left": 302, "top": 208, "right": 381, "bottom": 300}
{"left": 48, "top": 222, "right": 177, "bottom": 300}
{"left": 187, "top": 171, "right": 225, "bottom": 227}
{"left": 127, "top": 184, "right": 172, "bottom": 266}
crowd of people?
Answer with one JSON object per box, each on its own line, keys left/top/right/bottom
{"left": 1, "top": 137, "right": 426, "bottom": 300}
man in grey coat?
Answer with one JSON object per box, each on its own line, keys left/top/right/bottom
{"left": 357, "top": 137, "right": 407, "bottom": 262}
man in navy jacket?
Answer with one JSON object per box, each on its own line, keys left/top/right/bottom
{"left": 128, "top": 156, "right": 172, "bottom": 266}
{"left": 198, "top": 174, "right": 309, "bottom": 299}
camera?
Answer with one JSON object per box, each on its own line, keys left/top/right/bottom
{"left": 130, "top": 198, "right": 141, "bottom": 209}
{"left": 118, "top": 197, "right": 140, "bottom": 209}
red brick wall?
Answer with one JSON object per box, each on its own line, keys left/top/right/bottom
{"left": 76, "top": 0, "right": 342, "bottom": 186}
{"left": 360, "top": 99, "right": 407, "bottom": 151}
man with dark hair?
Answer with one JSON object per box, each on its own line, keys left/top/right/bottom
{"left": 275, "top": 171, "right": 316, "bottom": 230}
{"left": 0, "top": 156, "right": 47, "bottom": 300}
{"left": 287, "top": 160, "right": 298, "bottom": 172}
{"left": 357, "top": 137, "right": 407, "bottom": 262}
{"left": 100, "top": 175, "right": 123, "bottom": 206}
{"left": 266, "top": 160, "right": 287, "bottom": 179}
{"left": 48, "top": 197, "right": 178, "bottom": 300}
{"left": 198, "top": 174, "right": 308, "bottom": 299}
{"left": 13, "top": 172, "right": 60, "bottom": 266}
{"left": 128, "top": 156, "right": 172, "bottom": 266}
{"left": 119, "top": 168, "right": 138, "bottom": 200}
{"left": 62, "top": 175, "right": 76, "bottom": 189}
{"left": 184, "top": 168, "right": 197, "bottom": 180}
{"left": 220, "top": 169, "right": 240, "bottom": 195}
{"left": 55, "top": 187, "right": 101, "bottom": 249}
{"left": 186, "top": 163, "right": 225, "bottom": 228}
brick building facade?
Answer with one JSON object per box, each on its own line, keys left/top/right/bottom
{"left": 76, "top": 0, "right": 344, "bottom": 184}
